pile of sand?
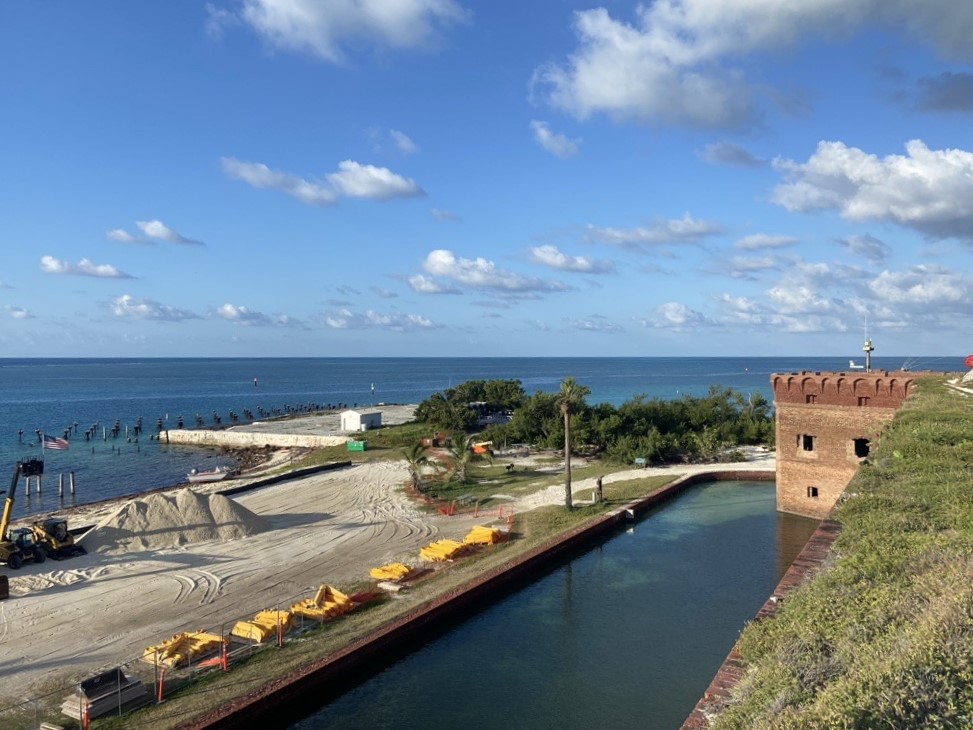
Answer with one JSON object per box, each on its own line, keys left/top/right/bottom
{"left": 78, "top": 488, "right": 270, "bottom": 555}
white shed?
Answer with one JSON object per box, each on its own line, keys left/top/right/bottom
{"left": 340, "top": 410, "right": 382, "bottom": 432}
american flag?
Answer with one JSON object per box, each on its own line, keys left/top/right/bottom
{"left": 42, "top": 434, "right": 69, "bottom": 450}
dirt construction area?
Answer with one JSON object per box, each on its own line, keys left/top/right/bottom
{"left": 0, "top": 445, "right": 775, "bottom": 712}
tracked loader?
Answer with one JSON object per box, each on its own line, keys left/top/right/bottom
{"left": 31, "top": 518, "right": 86, "bottom": 559}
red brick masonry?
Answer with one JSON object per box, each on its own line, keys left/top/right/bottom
{"left": 681, "top": 519, "right": 841, "bottom": 729}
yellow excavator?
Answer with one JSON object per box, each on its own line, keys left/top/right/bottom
{"left": 1, "top": 460, "right": 45, "bottom": 570}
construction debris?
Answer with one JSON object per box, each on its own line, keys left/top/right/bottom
{"left": 290, "top": 584, "right": 353, "bottom": 621}
{"left": 142, "top": 631, "right": 225, "bottom": 668}
{"left": 419, "top": 539, "right": 471, "bottom": 562}
{"left": 231, "top": 610, "right": 293, "bottom": 643}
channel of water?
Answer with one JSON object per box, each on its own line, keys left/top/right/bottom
{"left": 290, "top": 480, "right": 818, "bottom": 730}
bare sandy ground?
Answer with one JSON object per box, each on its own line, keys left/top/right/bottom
{"left": 0, "top": 446, "right": 775, "bottom": 708}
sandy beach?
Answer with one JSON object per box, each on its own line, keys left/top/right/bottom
{"left": 0, "top": 419, "right": 775, "bottom": 710}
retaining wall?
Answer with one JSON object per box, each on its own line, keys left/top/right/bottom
{"left": 177, "top": 470, "right": 772, "bottom": 729}
{"left": 164, "top": 429, "right": 350, "bottom": 449}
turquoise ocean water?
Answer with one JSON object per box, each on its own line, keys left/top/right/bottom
{"left": 0, "top": 355, "right": 958, "bottom": 518}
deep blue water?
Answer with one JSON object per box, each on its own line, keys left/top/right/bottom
{"left": 0, "top": 356, "right": 959, "bottom": 518}
{"left": 291, "top": 480, "right": 819, "bottom": 730}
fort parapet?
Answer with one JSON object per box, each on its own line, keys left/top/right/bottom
{"left": 771, "top": 370, "right": 915, "bottom": 519}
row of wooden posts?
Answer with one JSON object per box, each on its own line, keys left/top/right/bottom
{"left": 22, "top": 472, "right": 76, "bottom": 497}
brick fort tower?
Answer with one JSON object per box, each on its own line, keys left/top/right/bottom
{"left": 771, "top": 341, "right": 916, "bottom": 519}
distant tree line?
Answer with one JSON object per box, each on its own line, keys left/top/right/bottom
{"left": 414, "top": 378, "right": 774, "bottom": 464}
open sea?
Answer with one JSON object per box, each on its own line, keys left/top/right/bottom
{"left": 0, "top": 355, "right": 960, "bottom": 520}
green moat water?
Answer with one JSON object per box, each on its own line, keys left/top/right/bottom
{"left": 292, "top": 481, "right": 817, "bottom": 729}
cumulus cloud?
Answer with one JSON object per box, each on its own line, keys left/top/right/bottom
{"left": 916, "top": 72, "right": 973, "bottom": 112}
{"left": 585, "top": 213, "right": 722, "bottom": 249}
{"left": 528, "top": 245, "right": 614, "bottom": 273}
{"left": 640, "top": 302, "right": 714, "bottom": 330}
{"left": 110, "top": 294, "right": 199, "bottom": 322}
{"left": 323, "top": 307, "right": 437, "bottom": 331}
{"left": 839, "top": 233, "right": 891, "bottom": 265}
{"left": 530, "top": 120, "right": 581, "bottom": 158}
{"left": 328, "top": 160, "right": 424, "bottom": 199}
{"left": 235, "top": 0, "right": 469, "bottom": 63}
{"left": 868, "top": 265, "right": 971, "bottom": 309}
{"left": 420, "top": 249, "right": 569, "bottom": 295}
{"left": 135, "top": 220, "right": 204, "bottom": 245}
{"left": 222, "top": 158, "right": 338, "bottom": 206}
{"left": 772, "top": 139, "right": 973, "bottom": 241}
{"left": 106, "top": 228, "right": 140, "bottom": 243}
{"left": 534, "top": 2, "right": 973, "bottom": 130}
{"left": 718, "top": 255, "right": 783, "bottom": 280}
{"left": 390, "top": 129, "right": 419, "bottom": 154}
{"left": 39, "top": 255, "right": 133, "bottom": 279}
{"left": 215, "top": 303, "right": 276, "bottom": 326}
{"left": 222, "top": 157, "right": 423, "bottom": 205}
{"left": 407, "top": 274, "right": 461, "bottom": 295}
{"left": 5, "top": 305, "right": 33, "bottom": 320}
{"left": 735, "top": 234, "right": 798, "bottom": 250}
{"left": 698, "top": 142, "right": 765, "bottom": 167}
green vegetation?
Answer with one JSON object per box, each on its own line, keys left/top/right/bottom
{"left": 417, "top": 380, "right": 776, "bottom": 464}
{"left": 714, "top": 376, "right": 973, "bottom": 729}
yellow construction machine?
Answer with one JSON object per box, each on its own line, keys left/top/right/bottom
{"left": 1, "top": 460, "right": 44, "bottom": 570}
{"left": 31, "top": 518, "right": 86, "bottom": 559}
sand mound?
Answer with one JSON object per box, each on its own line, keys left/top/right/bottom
{"left": 79, "top": 488, "right": 270, "bottom": 554}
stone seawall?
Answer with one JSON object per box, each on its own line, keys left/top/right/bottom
{"left": 164, "top": 428, "right": 350, "bottom": 449}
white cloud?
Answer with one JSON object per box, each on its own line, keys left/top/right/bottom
{"left": 735, "top": 234, "right": 798, "bottom": 250}
{"left": 238, "top": 0, "right": 469, "bottom": 63}
{"left": 868, "top": 265, "right": 970, "bottom": 308}
{"left": 585, "top": 213, "right": 722, "bottom": 248}
{"left": 106, "top": 228, "right": 139, "bottom": 243}
{"left": 840, "top": 233, "right": 891, "bottom": 265}
{"left": 40, "top": 255, "right": 133, "bottom": 279}
{"left": 222, "top": 157, "right": 423, "bottom": 205}
{"left": 772, "top": 139, "right": 973, "bottom": 241}
{"left": 421, "top": 249, "right": 569, "bottom": 295}
{"left": 528, "top": 245, "right": 614, "bottom": 273}
{"left": 328, "top": 160, "right": 424, "bottom": 199}
{"left": 640, "top": 302, "right": 713, "bottom": 330}
{"left": 534, "top": 2, "right": 973, "bottom": 130}
{"left": 135, "top": 220, "right": 203, "bottom": 245}
{"left": 324, "top": 307, "right": 437, "bottom": 331}
{"left": 530, "top": 120, "right": 581, "bottom": 158}
{"left": 221, "top": 158, "right": 338, "bottom": 206}
{"left": 110, "top": 294, "right": 199, "bottom": 322}
{"left": 5, "top": 305, "right": 33, "bottom": 320}
{"left": 215, "top": 303, "right": 275, "bottom": 326}
{"left": 390, "top": 129, "right": 419, "bottom": 154}
{"left": 721, "top": 255, "right": 782, "bottom": 280}
{"left": 407, "top": 274, "right": 461, "bottom": 295}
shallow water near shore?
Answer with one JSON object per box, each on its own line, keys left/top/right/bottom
{"left": 2, "top": 355, "right": 941, "bottom": 520}
{"left": 291, "top": 480, "right": 817, "bottom": 730}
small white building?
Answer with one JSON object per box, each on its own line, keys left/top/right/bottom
{"left": 340, "top": 409, "right": 382, "bottom": 432}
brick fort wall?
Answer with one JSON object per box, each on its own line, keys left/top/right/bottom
{"left": 772, "top": 371, "right": 915, "bottom": 519}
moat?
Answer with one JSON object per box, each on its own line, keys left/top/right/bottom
{"left": 292, "top": 480, "right": 817, "bottom": 729}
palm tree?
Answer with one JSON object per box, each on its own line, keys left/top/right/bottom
{"left": 443, "top": 433, "right": 493, "bottom": 484}
{"left": 402, "top": 442, "right": 433, "bottom": 492}
{"left": 559, "top": 376, "right": 590, "bottom": 509}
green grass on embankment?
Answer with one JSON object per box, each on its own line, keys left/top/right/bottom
{"left": 714, "top": 376, "right": 973, "bottom": 730}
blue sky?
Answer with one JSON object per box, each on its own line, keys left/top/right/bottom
{"left": 2, "top": 1, "right": 972, "bottom": 358}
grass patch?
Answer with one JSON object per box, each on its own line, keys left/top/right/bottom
{"left": 714, "top": 375, "right": 973, "bottom": 729}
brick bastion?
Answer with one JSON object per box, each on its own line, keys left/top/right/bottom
{"left": 175, "top": 469, "right": 773, "bottom": 730}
